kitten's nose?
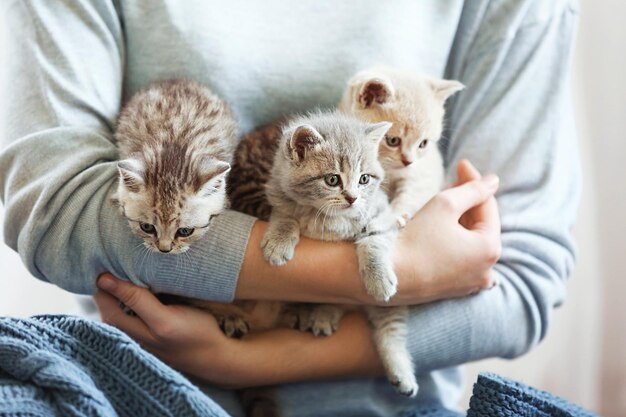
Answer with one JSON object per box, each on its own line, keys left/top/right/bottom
{"left": 158, "top": 241, "right": 172, "bottom": 253}
{"left": 344, "top": 195, "right": 358, "bottom": 205}
{"left": 401, "top": 157, "right": 414, "bottom": 166}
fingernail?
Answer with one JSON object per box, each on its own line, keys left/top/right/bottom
{"left": 483, "top": 174, "right": 499, "bottom": 189}
{"left": 97, "top": 276, "right": 117, "bottom": 292}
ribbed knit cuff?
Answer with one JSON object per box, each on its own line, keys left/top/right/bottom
{"left": 137, "top": 210, "right": 257, "bottom": 302}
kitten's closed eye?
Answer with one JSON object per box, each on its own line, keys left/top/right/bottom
{"left": 418, "top": 139, "right": 429, "bottom": 149}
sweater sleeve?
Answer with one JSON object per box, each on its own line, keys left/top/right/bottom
{"left": 406, "top": 1, "right": 581, "bottom": 371}
{"left": 0, "top": 0, "right": 255, "bottom": 301}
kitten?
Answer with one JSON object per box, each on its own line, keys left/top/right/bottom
{"left": 261, "top": 111, "right": 418, "bottom": 396}
{"left": 338, "top": 67, "right": 464, "bottom": 226}
{"left": 230, "top": 68, "right": 464, "bottom": 225}
{"left": 113, "top": 79, "right": 236, "bottom": 254}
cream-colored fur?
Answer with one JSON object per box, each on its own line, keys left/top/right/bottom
{"left": 339, "top": 67, "right": 464, "bottom": 226}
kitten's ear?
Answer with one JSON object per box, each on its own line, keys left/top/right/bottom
{"left": 117, "top": 159, "right": 145, "bottom": 193}
{"left": 289, "top": 124, "right": 324, "bottom": 161}
{"left": 430, "top": 78, "right": 465, "bottom": 102}
{"left": 358, "top": 77, "right": 395, "bottom": 108}
{"left": 197, "top": 158, "right": 230, "bottom": 196}
{"left": 364, "top": 121, "right": 392, "bottom": 144}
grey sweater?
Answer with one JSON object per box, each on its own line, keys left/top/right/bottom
{"left": 0, "top": 0, "right": 580, "bottom": 416}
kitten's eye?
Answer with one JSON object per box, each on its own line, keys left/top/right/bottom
{"left": 419, "top": 139, "right": 429, "bottom": 149}
{"left": 385, "top": 135, "right": 401, "bottom": 147}
{"left": 176, "top": 227, "right": 195, "bottom": 238}
{"left": 359, "top": 174, "right": 370, "bottom": 185}
{"left": 324, "top": 174, "right": 341, "bottom": 187}
{"left": 139, "top": 223, "right": 156, "bottom": 235}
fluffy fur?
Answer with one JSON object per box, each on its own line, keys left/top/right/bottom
{"left": 338, "top": 66, "right": 464, "bottom": 226}
{"left": 261, "top": 111, "right": 418, "bottom": 396}
{"left": 113, "top": 79, "right": 237, "bottom": 254}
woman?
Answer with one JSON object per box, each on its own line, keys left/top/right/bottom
{"left": 0, "top": 1, "right": 579, "bottom": 416}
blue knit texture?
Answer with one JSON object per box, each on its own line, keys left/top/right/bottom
{"left": 0, "top": 315, "right": 229, "bottom": 417}
{"left": 0, "top": 316, "right": 598, "bottom": 417}
{"left": 468, "top": 373, "right": 597, "bottom": 417}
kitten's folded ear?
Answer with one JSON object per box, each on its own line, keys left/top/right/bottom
{"left": 117, "top": 159, "right": 145, "bottom": 193}
{"left": 289, "top": 124, "right": 324, "bottom": 161}
{"left": 430, "top": 78, "right": 465, "bottom": 102}
{"left": 358, "top": 76, "right": 395, "bottom": 108}
{"left": 196, "top": 158, "right": 230, "bottom": 196}
{"left": 364, "top": 121, "right": 392, "bottom": 143}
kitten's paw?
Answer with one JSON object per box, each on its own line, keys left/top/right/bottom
{"left": 285, "top": 306, "right": 312, "bottom": 332}
{"left": 261, "top": 235, "right": 297, "bottom": 266}
{"left": 217, "top": 315, "right": 250, "bottom": 339}
{"left": 363, "top": 264, "right": 398, "bottom": 302}
{"left": 308, "top": 309, "right": 341, "bottom": 337}
{"left": 396, "top": 213, "right": 410, "bottom": 229}
{"left": 390, "top": 372, "right": 419, "bottom": 397}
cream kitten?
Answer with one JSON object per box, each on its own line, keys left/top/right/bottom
{"left": 113, "top": 79, "right": 237, "bottom": 253}
{"left": 262, "top": 111, "right": 418, "bottom": 396}
{"left": 339, "top": 67, "right": 464, "bottom": 226}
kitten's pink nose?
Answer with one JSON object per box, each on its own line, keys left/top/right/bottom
{"left": 345, "top": 195, "right": 357, "bottom": 205}
{"left": 401, "top": 157, "right": 414, "bottom": 166}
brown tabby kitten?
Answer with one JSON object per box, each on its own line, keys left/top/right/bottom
{"left": 114, "top": 78, "right": 236, "bottom": 254}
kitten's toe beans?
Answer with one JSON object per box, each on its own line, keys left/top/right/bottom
{"left": 219, "top": 316, "right": 250, "bottom": 339}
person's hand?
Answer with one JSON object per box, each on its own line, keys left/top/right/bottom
{"left": 94, "top": 273, "right": 386, "bottom": 387}
{"left": 392, "top": 159, "right": 501, "bottom": 305}
{"left": 93, "top": 274, "right": 244, "bottom": 388}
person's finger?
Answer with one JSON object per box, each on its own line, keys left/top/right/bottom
{"left": 469, "top": 194, "right": 501, "bottom": 237}
{"left": 454, "top": 159, "right": 481, "bottom": 186}
{"left": 96, "top": 274, "right": 168, "bottom": 330}
{"left": 437, "top": 175, "right": 499, "bottom": 215}
{"left": 93, "top": 290, "right": 159, "bottom": 346}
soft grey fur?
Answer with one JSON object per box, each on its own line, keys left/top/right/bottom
{"left": 262, "top": 111, "right": 418, "bottom": 396}
{"left": 113, "top": 79, "right": 237, "bottom": 254}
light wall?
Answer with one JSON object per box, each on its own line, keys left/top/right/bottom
{"left": 0, "top": 1, "right": 624, "bottom": 415}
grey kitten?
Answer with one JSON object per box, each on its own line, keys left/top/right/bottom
{"left": 262, "top": 111, "right": 418, "bottom": 396}
{"left": 113, "top": 79, "right": 236, "bottom": 254}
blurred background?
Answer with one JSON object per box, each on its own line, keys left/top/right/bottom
{"left": 1, "top": 2, "right": 624, "bottom": 415}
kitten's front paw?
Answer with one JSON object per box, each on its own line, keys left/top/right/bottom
{"left": 390, "top": 371, "right": 419, "bottom": 397}
{"left": 362, "top": 263, "right": 398, "bottom": 302}
{"left": 261, "top": 234, "right": 297, "bottom": 266}
{"left": 217, "top": 315, "right": 250, "bottom": 339}
{"left": 308, "top": 309, "right": 341, "bottom": 337}
{"left": 396, "top": 213, "right": 410, "bottom": 229}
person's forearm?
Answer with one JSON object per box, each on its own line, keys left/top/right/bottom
{"left": 216, "top": 311, "right": 383, "bottom": 388}
{"left": 236, "top": 221, "right": 372, "bottom": 304}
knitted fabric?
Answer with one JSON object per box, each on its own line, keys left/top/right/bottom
{"left": 0, "top": 316, "right": 598, "bottom": 417}
{"left": 467, "top": 373, "right": 597, "bottom": 417}
{"left": 0, "top": 315, "right": 229, "bottom": 417}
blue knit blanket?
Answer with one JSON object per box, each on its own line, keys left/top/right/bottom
{"left": 0, "top": 315, "right": 598, "bottom": 417}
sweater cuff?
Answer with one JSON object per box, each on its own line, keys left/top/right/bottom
{"left": 138, "top": 210, "right": 257, "bottom": 302}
